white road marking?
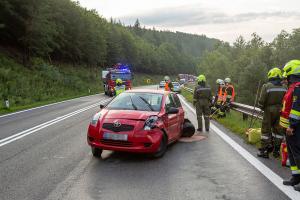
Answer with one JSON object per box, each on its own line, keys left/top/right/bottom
{"left": 178, "top": 95, "right": 300, "bottom": 200}
{"left": 0, "top": 98, "right": 111, "bottom": 147}
{"left": 0, "top": 93, "right": 102, "bottom": 119}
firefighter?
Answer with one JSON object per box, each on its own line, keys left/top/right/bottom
{"left": 218, "top": 78, "right": 232, "bottom": 117}
{"left": 211, "top": 79, "right": 224, "bottom": 114}
{"left": 193, "top": 75, "right": 212, "bottom": 132}
{"left": 223, "top": 78, "right": 235, "bottom": 104}
{"left": 213, "top": 79, "right": 224, "bottom": 105}
{"left": 257, "top": 68, "right": 287, "bottom": 158}
{"left": 280, "top": 60, "right": 300, "bottom": 191}
{"left": 164, "top": 76, "right": 173, "bottom": 91}
{"left": 114, "top": 78, "right": 125, "bottom": 96}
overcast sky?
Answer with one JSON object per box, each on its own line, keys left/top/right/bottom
{"left": 77, "top": 0, "right": 300, "bottom": 43}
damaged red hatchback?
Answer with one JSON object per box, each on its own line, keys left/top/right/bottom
{"left": 87, "top": 89, "right": 185, "bottom": 158}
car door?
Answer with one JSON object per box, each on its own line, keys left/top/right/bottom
{"left": 172, "top": 93, "right": 184, "bottom": 137}
{"left": 165, "top": 94, "right": 179, "bottom": 140}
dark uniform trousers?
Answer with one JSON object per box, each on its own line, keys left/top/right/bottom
{"left": 261, "top": 105, "right": 285, "bottom": 147}
{"left": 194, "top": 85, "right": 212, "bottom": 131}
{"left": 287, "top": 84, "right": 300, "bottom": 175}
{"left": 196, "top": 101, "right": 211, "bottom": 131}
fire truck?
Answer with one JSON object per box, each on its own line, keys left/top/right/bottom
{"left": 102, "top": 64, "right": 133, "bottom": 96}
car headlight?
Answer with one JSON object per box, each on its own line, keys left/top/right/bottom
{"left": 91, "top": 112, "right": 101, "bottom": 126}
{"left": 144, "top": 116, "right": 159, "bottom": 130}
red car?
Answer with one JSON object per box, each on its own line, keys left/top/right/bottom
{"left": 87, "top": 89, "right": 185, "bottom": 158}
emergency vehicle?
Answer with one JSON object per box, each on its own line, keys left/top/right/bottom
{"left": 102, "top": 64, "right": 133, "bottom": 96}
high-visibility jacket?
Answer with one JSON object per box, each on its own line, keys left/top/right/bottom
{"left": 280, "top": 82, "right": 300, "bottom": 128}
{"left": 165, "top": 82, "right": 173, "bottom": 91}
{"left": 114, "top": 85, "right": 125, "bottom": 96}
{"left": 217, "top": 87, "right": 225, "bottom": 103}
{"left": 165, "top": 82, "right": 170, "bottom": 91}
{"left": 224, "top": 84, "right": 235, "bottom": 102}
{"left": 258, "top": 81, "right": 287, "bottom": 109}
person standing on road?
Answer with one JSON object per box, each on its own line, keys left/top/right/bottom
{"left": 280, "top": 60, "right": 300, "bottom": 191}
{"left": 164, "top": 76, "right": 173, "bottom": 92}
{"left": 257, "top": 68, "right": 287, "bottom": 159}
{"left": 193, "top": 75, "right": 212, "bottom": 132}
{"left": 114, "top": 78, "right": 125, "bottom": 96}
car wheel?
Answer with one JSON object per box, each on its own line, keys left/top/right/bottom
{"left": 91, "top": 147, "right": 103, "bottom": 158}
{"left": 153, "top": 133, "right": 167, "bottom": 158}
{"left": 181, "top": 119, "right": 195, "bottom": 137}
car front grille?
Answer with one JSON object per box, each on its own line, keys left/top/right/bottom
{"left": 102, "top": 123, "right": 134, "bottom": 132}
{"left": 100, "top": 139, "right": 133, "bottom": 147}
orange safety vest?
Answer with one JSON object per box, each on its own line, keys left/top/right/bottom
{"left": 224, "top": 84, "right": 235, "bottom": 102}
{"left": 217, "top": 87, "right": 224, "bottom": 102}
{"left": 280, "top": 82, "right": 300, "bottom": 128}
{"left": 165, "top": 82, "right": 170, "bottom": 91}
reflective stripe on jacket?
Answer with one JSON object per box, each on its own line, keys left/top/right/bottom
{"left": 280, "top": 82, "right": 300, "bottom": 128}
{"left": 258, "top": 81, "right": 286, "bottom": 109}
{"left": 115, "top": 85, "right": 126, "bottom": 96}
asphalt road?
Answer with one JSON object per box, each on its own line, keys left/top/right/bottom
{"left": 0, "top": 87, "right": 299, "bottom": 200}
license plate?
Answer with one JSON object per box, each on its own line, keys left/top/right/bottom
{"left": 103, "top": 133, "right": 128, "bottom": 141}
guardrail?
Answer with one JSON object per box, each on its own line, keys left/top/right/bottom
{"left": 182, "top": 86, "right": 263, "bottom": 120}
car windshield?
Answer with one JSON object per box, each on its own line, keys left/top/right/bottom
{"left": 111, "top": 73, "right": 132, "bottom": 81}
{"left": 107, "top": 92, "right": 163, "bottom": 111}
{"left": 160, "top": 81, "right": 165, "bottom": 85}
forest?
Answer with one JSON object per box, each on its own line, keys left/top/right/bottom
{"left": 198, "top": 30, "right": 300, "bottom": 104}
{"left": 0, "top": 0, "right": 217, "bottom": 74}
{"left": 0, "top": 0, "right": 300, "bottom": 108}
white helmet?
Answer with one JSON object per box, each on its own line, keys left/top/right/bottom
{"left": 224, "top": 78, "right": 231, "bottom": 83}
{"left": 164, "top": 76, "right": 170, "bottom": 81}
{"left": 216, "top": 79, "right": 223, "bottom": 84}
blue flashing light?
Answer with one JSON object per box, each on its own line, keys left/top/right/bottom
{"left": 113, "top": 63, "right": 131, "bottom": 72}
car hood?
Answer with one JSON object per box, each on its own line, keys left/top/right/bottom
{"left": 102, "top": 109, "right": 160, "bottom": 120}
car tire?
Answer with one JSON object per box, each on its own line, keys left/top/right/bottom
{"left": 181, "top": 119, "right": 195, "bottom": 137}
{"left": 91, "top": 147, "right": 103, "bottom": 158}
{"left": 153, "top": 133, "right": 167, "bottom": 158}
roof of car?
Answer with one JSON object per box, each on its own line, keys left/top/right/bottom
{"left": 124, "top": 89, "right": 170, "bottom": 95}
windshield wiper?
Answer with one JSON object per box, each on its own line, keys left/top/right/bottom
{"left": 129, "top": 95, "right": 138, "bottom": 110}
{"left": 138, "top": 96, "right": 154, "bottom": 111}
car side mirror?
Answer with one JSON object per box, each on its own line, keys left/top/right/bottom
{"left": 100, "top": 104, "right": 105, "bottom": 109}
{"left": 167, "top": 107, "right": 179, "bottom": 114}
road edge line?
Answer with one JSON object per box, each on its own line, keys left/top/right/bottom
{"left": 0, "top": 98, "right": 111, "bottom": 147}
{"left": 178, "top": 95, "right": 300, "bottom": 200}
{"left": 0, "top": 93, "right": 103, "bottom": 119}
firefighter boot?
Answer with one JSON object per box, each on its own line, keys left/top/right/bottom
{"left": 283, "top": 175, "right": 300, "bottom": 186}
{"left": 294, "top": 183, "right": 300, "bottom": 191}
{"left": 257, "top": 145, "right": 273, "bottom": 159}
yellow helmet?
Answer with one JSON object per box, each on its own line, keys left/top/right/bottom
{"left": 283, "top": 60, "right": 300, "bottom": 76}
{"left": 116, "top": 78, "right": 123, "bottom": 84}
{"left": 197, "top": 74, "right": 206, "bottom": 82}
{"left": 267, "top": 67, "right": 282, "bottom": 79}
{"left": 282, "top": 71, "right": 287, "bottom": 79}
